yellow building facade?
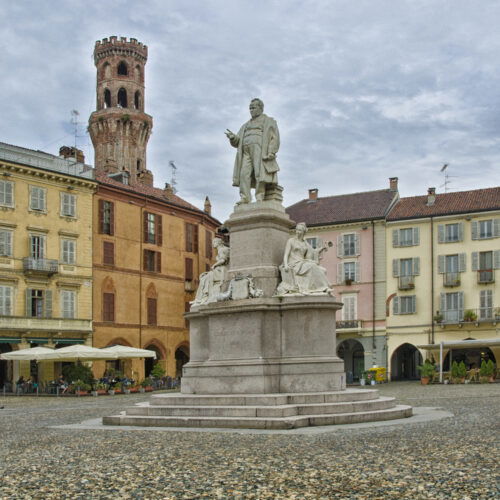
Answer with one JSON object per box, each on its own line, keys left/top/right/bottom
{"left": 386, "top": 187, "right": 500, "bottom": 380}
{"left": 0, "top": 143, "right": 96, "bottom": 387}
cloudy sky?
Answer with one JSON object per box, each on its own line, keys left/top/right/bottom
{"left": 1, "top": 0, "right": 499, "bottom": 221}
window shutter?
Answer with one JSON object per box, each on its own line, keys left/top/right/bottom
{"left": 494, "top": 218, "right": 500, "bottom": 237}
{"left": 143, "top": 249, "right": 147, "bottom": 271}
{"left": 438, "top": 224, "right": 445, "bottom": 243}
{"left": 157, "top": 215, "right": 163, "bottom": 246}
{"left": 40, "top": 189, "right": 46, "bottom": 210}
{"left": 393, "top": 296, "right": 400, "bottom": 315}
{"left": 143, "top": 212, "right": 148, "bottom": 243}
{"left": 440, "top": 293, "right": 446, "bottom": 312}
{"left": 413, "top": 257, "right": 420, "bottom": 276}
{"left": 185, "top": 257, "right": 193, "bottom": 281}
{"left": 355, "top": 262, "right": 360, "bottom": 283}
{"left": 185, "top": 223, "right": 190, "bottom": 252}
{"left": 110, "top": 294, "right": 115, "bottom": 322}
{"left": 438, "top": 255, "right": 445, "bottom": 274}
{"left": 3, "top": 182, "right": 13, "bottom": 205}
{"left": 98, "top": 200, "right": 104, "bottom": 234}
{"left": 392, "top": 259, "right": 399, "bottom": 277}
{"left": 494, "top": 250, "right": 500, "bottom": 270}
{"left": 471, "top": 252, "right": 479, "bottom": 271}
{"left": 194, "top": 225, "right": 199, "bottom": 253}
{"left": 392, "top": 229, "right": 399, "bottom": 247}
{"left": 103, "top": 241, "right": 114, "bottom": 265}
{"left": 337, "top": 263, "right": 343, "bottom": 284}
{"left": 337, "top": 235, "right": 343, "bottom": 257}
{"left": 458, "top": 253, "right": 466, "bottom": 272}
{"left": 0, "top": 231, "right": 12, "bottom": 256}
{"left": 25, "top": 289, "right": 32, "bottom": 317}
{"left": 44, "top": 290, "right": 52, "bottom": 318}
{"left": 205, "top": 230, "right": 212, "bottom": 259}
{"left": 109, "top": 202, "right": 114, "bottom": 236}
{"left": 156, "top": 252, "right": 161, "bottom": 273}
{"left": 413, "top": 227, "right": 420, "bottom": 245}
{"left": 354, "top": 234, "right": 360, "bottom": 255}
{"left": 147, "top": 298, "right": 157, "bottom": 325}
{"left": 411, "top": 295, "right": 416, "bottom": 313}
{"left": 471, "top": 221, "right": 478, "bottom": 240}
{"left": 458, "top": 292, "right": 464, "bottom": 319}
{"left": 457, "top": 223, "right": 464, "bottom": 241}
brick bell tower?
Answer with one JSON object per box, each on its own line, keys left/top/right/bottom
{"left": 88, "top": 36, "right": 154, "bottom": 185}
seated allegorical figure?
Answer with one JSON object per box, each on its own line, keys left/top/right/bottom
{"left": 191, "top": 238, "right": 230, "bottom": 305}
{"left": 276, "top": 222, "right": 332, "bottom": 296}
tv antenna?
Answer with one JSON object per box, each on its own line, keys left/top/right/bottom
{"left": 70, "top": 110, "right": 80, "bottom": 149}
{"left": 169, "top": 161, "right": 178, "bottom": 193}
{"left": 439, "top": 163, "right": 452, "bottom": 192}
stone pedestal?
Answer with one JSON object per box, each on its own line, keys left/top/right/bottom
{"left": 184, "top": 296, "right": 345, "bottom": 394}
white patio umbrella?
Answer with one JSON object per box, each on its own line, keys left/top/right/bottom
{"left": 0, "top": 346, "right": 55, "bottom": 361}
{"left": 101, "top": 345, "right": 157, "bottom": 359}
{"left": 37, "top": 344, "right": 119, "bottom": 362}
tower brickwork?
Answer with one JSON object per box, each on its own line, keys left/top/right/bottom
{"left": 88, "top": 36, "right": 153, "bottom": 184}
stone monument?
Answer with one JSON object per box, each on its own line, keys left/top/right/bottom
{"left": 104, "top": 99, "right": 412, "bottom": 429}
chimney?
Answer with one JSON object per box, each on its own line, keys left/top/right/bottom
{"left": 389, "top": 177, "right": 398, "bottom": 191}
{"left": 204, "top": 196, "right": 212, "bottom": 215}
{"left": 308, "top": 188, "right": 318, "bottom": 201}
{"left": 137, "top": 169, "right": 154, "bottom": 187}
{"left": 427, "top": 187, "right": 436, "bottom": 206}
{"left": 59, "top": 146, "right": 85, "bottom": 164}
{"left": 164, "top": 182, "right": 174, "bottom": 198}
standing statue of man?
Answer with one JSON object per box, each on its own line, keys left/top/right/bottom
{"left": 225, "top": 98, "right": 280, "bottom": 204}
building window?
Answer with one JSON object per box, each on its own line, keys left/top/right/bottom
{"left": 472, "top": 250, "right": 499, "bottom": 283}
{"left": 341, "top": 295, "right": 357, "bottom": 321}
{"left": 104, "top": 88, "right": 111, "bottom": 108}
{"left": 61, "top": 239, "right": 76, "bottom": 265}
{"left": 143, "top": 249, "right": 161, "bottom": 272}
{"left": 103, "top": 241, "right": 114, "bottom": 266}
{"left": 205, "top": 230, "right": 213, "bottom": 259}
{"left": 306, "top": 237, "right": 318, "bottom": 249}
{"left": 185, "top": 257, "right": 194, "bottom": 281}
{"left": 103, "top": 292, "right": 115, "bottom": 322}
{"left": 30, "top": 186, "right": 46, "bottom": 211}
{"left": 0, "top": 229, "right": 13, "bottom": 257}
{"left": 438, "top": 223, "right": 463, "bottom": 243}
{"left": 30, "top": 234, "right": 45, "bottom": 259}
{"left": 144, "top": 212, "right": 162, "bottom": 245}
{"left": 185, "top": 223, "right": 199, "bottom": 253}
{"left": 472, "top": 219, "right": 500, "bottom": 240}
{"left": 0, "top": 285, "right": 13, "bottom": 315}
{"left": 440, "top": 291, "right": 464, "bottom": 323}
{"left": 393, "top": 227, "right": 419, "bottom": 247}
{"left": 393, "top": 296, "right": 416, "bottom": 314}
{"left": 61, "top": 290, "right": 76, "bottom": 319}
{"left": 117, "top": 61, "right": 128, "bottom": 76}
{"left": 438, "top": 253, "right": 466, "bottom": 286}
{"left": 26, "top": 289, "right": 52, "bottom": 318}
{"left": 337, "top": 233, "right": 359, "bottom": 257}
{"left": 61, "top": 193, "right": 76, "bottom": 217}
{"left": 338, "top": 261, "right": 359, "bottom": 283}
{"left": 147, "top": 297, "right": 157, "bottom": 326}
{"left": 480, "top": 290, "right": 493, "bottom": 320}
{"left": 0, "top": 180, "right": 14, "bottom": 207}
{"left": 117, "top": 88, "right": 128, "bottom": 107}
{"left": 99, "top": 200, "right": 114, "bottom": 235}
{"left": 134, "top": 91, "right": 141, "bottom": 109}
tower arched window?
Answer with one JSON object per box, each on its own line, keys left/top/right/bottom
{"left": 101, "top": 62, "right": 111, "bottom": 79}
{"left": 134, "top": 91, "right": 141, "bottom": 110}
{"left": 104, "top": 89, "right": 111, "bottom": 108}
{"left": 117, "top": 61, "right": 128, "bottom": 76}
{"left": 117, "top": 88, "right": 128, "bottom": 108}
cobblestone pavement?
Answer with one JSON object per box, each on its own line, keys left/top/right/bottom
{"left": 0, "top": 382, "right": 498, "bottom": 499}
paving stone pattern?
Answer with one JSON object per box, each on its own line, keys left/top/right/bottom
{"left": 0, "top": 382, "right": 498, "bottom": 499}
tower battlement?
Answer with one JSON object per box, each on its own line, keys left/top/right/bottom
{"left": 94, "top": 36, "right": 148, "bottom": 64}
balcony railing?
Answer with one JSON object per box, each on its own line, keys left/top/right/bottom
{"left": 437, "top": 307, "right": 500, "bottom": 325}
{"left": 398, "top": 275, "right": 415, "bottom": 290}
{"left": 477, "top": 269, "right": 494, "bottom": 284}
{"left": 23, "top": 257, "right": 58, "bottom": 275}
{"left": 337, "top": 319, "right": 362, "bottom": 329}
{"left": 443, "top": 272, "right": 460, "bottom": 287}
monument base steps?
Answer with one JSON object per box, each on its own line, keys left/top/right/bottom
{"left": 103, "top": 389, "right": 412, "bottom": 430}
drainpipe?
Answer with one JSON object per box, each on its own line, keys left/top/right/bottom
{"left": 431, "top": 217, "right": 435, "bottom": 345}
{"left": 371, "top": 220, "right": 376, "bottom": 352}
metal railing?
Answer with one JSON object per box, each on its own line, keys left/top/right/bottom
{"left": 23, "top": 257, "right": 58, "bottom": 274}
{"left": 337, "top": 319, "right": 361, "bottom": 329}
{"left": 398, "top": 275, "right": 415, "bottom": 290}
{"left": 477, "top": 269, "right": 494, "bottom": 284}
{"left": 438, "top": 307, "right": 500, "bottom": 324}
{"left": 443, "top": 272, "right": 460, "bottom": 287}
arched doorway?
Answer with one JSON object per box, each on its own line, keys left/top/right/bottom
{"left": 144, "top": 344, "right": 163, "bottom": 377}
{"left": 0, "top": 344, "right": 13, "bottom": 388}
{"left": 337, "top": 339, "right": 364, "bottom": 382}
{"left": 391, "top": 343, "right": 422, "bottom": 380}
{"left": 443, "top": 346, "right": 496, "bottom": 371}
{"left": 175, "top": 344, "right": 190, "bottom": 378}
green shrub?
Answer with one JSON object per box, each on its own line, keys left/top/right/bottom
{"left": 417, "top": 361, "right": 436, "bottom": 378}
{"left": 150, "top": 362, "right": 165, "bottom": 378}
{"left": 458, "top": 361, "right": 467, "bottom": 378}
{"left": 451, "top": 361, "right": 460, "bottom": 378}
{"left": 62, "top": 362, "right": 94, "bottom": 384}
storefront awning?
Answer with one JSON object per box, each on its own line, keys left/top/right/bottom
{"left": 418, "top": 338, "right": 500, "bottom": 350}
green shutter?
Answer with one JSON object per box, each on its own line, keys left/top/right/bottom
{"left": 437, "top": 224, "right": 445, "bottom": 243}
{"left": 413, "top": 257, "right": 420, "bottom": 276}
{"left": 457, "top": 223, "right": 464, "bottom": 241}
{"left": 392, "top": 229, "right": 399, "bottom": 247}
{"left": 411, "top": 295, "right": 416, "bottom": 314}
{"left": 413, "top": 228, "right": 420, "bottom": 245}
{"left": 438, "top": 255, "right": 445, "bottom": 274}
{"left": 471, "top": 252, "right": 479, "bottom": 271}
{"left": 471, "top": 221, "right": 478, "bottom": 240}
{"left": 458, "top": 253, "right": 466, "bottom": 272}
{"left": 44, "top": 290, "right": 52, "bottom": 318}
{"left": 494, "top": 250, "right": 500, "bottom": 270}
{"left": 392, "top": 259, "right": 399, "bottom": 277}
{"left": 494, "top": 218, "right": 500, "bottom": 237}
{"left": 393, "top": 296, "right": 400, "bottom": 315}
{"left": 25, "top": 289, "right": 32, "bottom": 317}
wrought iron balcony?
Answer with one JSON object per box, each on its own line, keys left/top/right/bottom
{"left": 443, "top": 272, "right": 460, "bottom": 287}
{"left": 23, "top": 257, "right": 58, "bottom": 275}
{"left": 477, "top": 269, "right": 494, "bottom": 284}
{"left": 337, "top": 319, "right": 361, "bottom": 330}
{"left": 398, "top": 275, "right": 415, "bottom": 290}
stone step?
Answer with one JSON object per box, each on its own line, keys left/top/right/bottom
{"left": 125, "top": 396, "right": 396, "bottom": 418}
{"left": 103, "top": 405, "right": 413, "bottom": 430}
{"left": 150, "top": 389, "right": 378, "bottom": 407}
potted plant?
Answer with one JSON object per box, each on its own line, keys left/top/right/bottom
{"left": 417, "top": 361, "right": 435, "bottom": 385}
{"left": 72, "top": 380, "right": 91, "bottom": 396}
{"left": 96, "top": 382, "right": 108, "bottom": 395}
{"left": 433, "top": 312, "right": 443, "bottom": 324}
{"left": 480, "top": 360, "right": 496, "bottom": 383}
{"left": 140, "top": 377, "right": 153, "bottom": 392}
{"left": 457, "top": 361, "right": 467, "bottom": 382}
{"left": 463, "top": 309, "right": 478, "bottom": 322}
{"left": 451, "top": 361, "right": 461, "bottom": 383}
{"left": 494, "top": 307, "right": 500, "bottom": 321}
{"left": 113, "top": 382, "right": 123, "bottom": 394}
